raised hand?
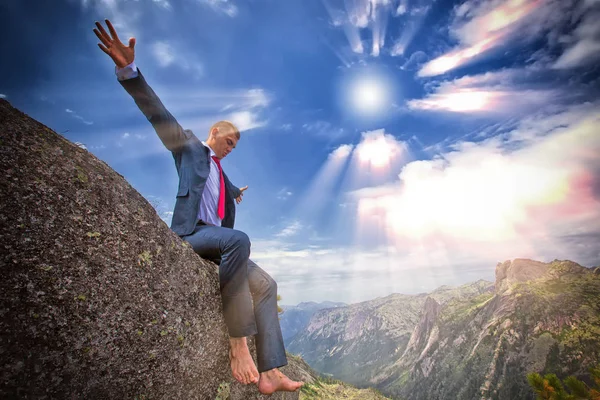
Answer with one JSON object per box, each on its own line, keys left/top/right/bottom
{"left": 93, "top": 19, "right": 136, "bottom": 68}
{"left": 236, "top": 186, "right": 248, "bottom": 204}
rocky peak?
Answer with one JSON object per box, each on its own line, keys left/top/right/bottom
{"left": 495, "top": 258, "right": 591, "bottom": 294}
{"left": 402, "top": 297, "right": 441, "bottom": 359}
{"left": 495, "top": 258, "right": 549, "bottom": 294}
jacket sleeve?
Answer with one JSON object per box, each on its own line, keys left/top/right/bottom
{"left": 119, "top": 68, "right": 189, "bottom": 153}
{"left": 223, "top": 172, "right": 241, "bottom": 199}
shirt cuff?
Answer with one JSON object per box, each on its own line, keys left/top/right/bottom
{"left": 115, "top": 61, "right": 138, "bottom": 81}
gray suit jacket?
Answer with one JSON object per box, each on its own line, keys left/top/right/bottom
{"left": 119, "top": 69, "right": 242, "bottom": 237}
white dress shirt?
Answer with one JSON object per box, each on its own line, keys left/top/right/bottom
{"left": 198, "top": 142, "right": 223, "bottom": 226}
{"left": 116, "top": 63, "right": 223, "bottom": 226}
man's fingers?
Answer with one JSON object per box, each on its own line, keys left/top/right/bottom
{"left": 97, "top": 43, "right": 110, "bottom": 55}
{"left": 240, "top": 185, "right": 248, "bottom": 192}
{"left": 94, "top": 21, "right": 111, "bottom": 43}
{"left": 128, "top": 37, "right": 136, "bottom": 49}
{"left": 93, "top": 30, "right": 112, "bottom": 49}
{"left": 105, "top": 19, "right": 121, "bottom": 42}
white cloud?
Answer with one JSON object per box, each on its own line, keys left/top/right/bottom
{"left": 390, "top": 4, "right": 432, "bottom": 56}
{"left": 157, "top": 87, "right": 270, "bottom": 113}
{"left": 302, "top": 120, "right": 346, "bottom": 139}
{"left": 354, "top": 129, "right": 408, "bottom": 169}
{"left": 417, "top": 0, "right": 559, "bottom": 76}
{"left": 151, "top": 41, "right": 203, "bottom": 77}
{"left": 400, "top": 51, "right": 428, "bottom": 70}
{"left": 152, "top": 41, "right": 176, "bottom": 68}
{"left": 197, "top": 0, "right": 238, "bottom": 17}
{"left": 552, "top": 11, "right": 600, "bottom": 69}
{"left": 407, "top": 68, "right": 563, "bottom": 114}
{"left": 329, "top": 144, "right": 354, "bottom": 160}
{"left": 228, "top": 111, "right": 266, "bottom": 132}
{"left": 249, "top": 240, "right": 493, "bottom": 304}
{"left": 0, "top": 94, "right": 6, "bottom": 99}
{"left": 65, "top": 108, "right": 94, "bottom": 125}
{"left": 241, "top": 88, "right": 270, "bottom": 109}
{"left": 139, "top": 86, "right": 272, "bottom": 135}
{"left": 322, "top": 0, "right": 397, "bottom": 57}
{"left": 122, "top": 132, "right": 130, "bottom": 139}
{"left": 276, "top": 221, "right": 303, "bottom": 238}
{"left": 152, "top": 0, "right": 171, "bottom": 10}
{"left": 396, "top": 1, "right": 407, "bottom": 15}
{"left": 277, "top": 188, "right": 294, "bottom": 200}
{"left": 350, "top": 103, "right": 600, "bottom": 262}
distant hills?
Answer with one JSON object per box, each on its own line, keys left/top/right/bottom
{"left": 280, "top": 301, "right": 346, "bottom": 345}
{"left": 287, "top": 259, "right": 600, "bottom": 399}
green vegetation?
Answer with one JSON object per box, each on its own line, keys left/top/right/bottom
{"left": 74, "top": 166, "right": 88, "bottom": 183}
{"left": 300, "top": 375, "right": 392, "bottom": 400}
{"left": 215, "top": 382, "right": 230, "bottom": 400}
{"left": 440, "top": 291, "right": 494, "bottom": 324}
{"left": 527, "top": 364, "right": 600, "bottom": 399}
{"left": 138, "top": 250, "right": 152, "bottom": 267}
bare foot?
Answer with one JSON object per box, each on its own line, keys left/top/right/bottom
{"left": 258, "top": 368, "right": 304, "bottom": 395}
{"left": 229, "top": 337, "right": 259, "bottom": 385}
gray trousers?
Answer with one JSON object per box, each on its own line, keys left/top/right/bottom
{"left": 182, "top": 224, "right": 287, "bottom": 372}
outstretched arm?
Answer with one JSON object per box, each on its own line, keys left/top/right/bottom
{"left": 93, "top": 19, "right": 188, "bottom": 153}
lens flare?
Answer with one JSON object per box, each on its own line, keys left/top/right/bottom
{"left": 337, "top": 66, "right": 397, "bottom": 121}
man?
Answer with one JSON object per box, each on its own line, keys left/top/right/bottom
{"left": 93, "top": 19, "right": 303, "bottom": 395}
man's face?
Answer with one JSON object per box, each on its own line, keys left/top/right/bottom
{"left": 212, "top": 128, "right": 238, "bottom": 159}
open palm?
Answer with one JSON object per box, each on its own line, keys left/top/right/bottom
{"left": 93, "top": 19, "right": 136, "bottom": 68}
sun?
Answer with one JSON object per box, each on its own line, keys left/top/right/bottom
{"left": 350, "top": 76, "right": 388, "bottom": 116}
{"left": 337, "top": 65, "right": 397, "bottom": 121}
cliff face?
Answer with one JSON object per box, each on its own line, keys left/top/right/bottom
{"left": 0, "top": 100, "right": 302, "bottom": 399}
{"left": 401, "top": 297, "right": 441, "bottom": 361}
{"left": 287, "top": 293, "right": 425, "bottom": 386}
{"left": 287, "top": 280, "right": 493, "bottom": 388}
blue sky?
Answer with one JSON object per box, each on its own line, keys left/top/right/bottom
{"left": 2, "top": 0, "right": 599, "bottom": 304}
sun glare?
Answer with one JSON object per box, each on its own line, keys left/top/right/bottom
{"left": 337, "top": 66, "right": 397, "bottom": 120}
{"left": 357, "top": 134, "right": 395, "bottom": 168}
{"left": 350, "top": 77, "right": 387, "bottom": 115}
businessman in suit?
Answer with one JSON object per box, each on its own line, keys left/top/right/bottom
{"left": 93, "top": 19, "right": 303, "bottom": 395}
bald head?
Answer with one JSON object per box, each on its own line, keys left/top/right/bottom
{"left": 206, "top": 120, "right": 240, "bottom": 159}
{"left": 209, "top": 120, "right": 240, "bottom": 140}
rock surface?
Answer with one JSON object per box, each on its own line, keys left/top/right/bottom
{"left": 0, "top": 99, "right": 301, "bottom": 399}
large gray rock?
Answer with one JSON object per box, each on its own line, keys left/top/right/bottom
{"left": 0, "top": 99, "right": 301, "bottom": 399}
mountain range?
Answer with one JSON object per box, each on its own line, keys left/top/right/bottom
{"left": 280, "top": 301, "right": 346, "bottom": 345}
{"left": 287, "top": 259, "right": 600, "bottom": 399}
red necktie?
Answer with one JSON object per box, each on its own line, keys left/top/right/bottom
{"left": 211, "top": 156, "right": 226, "bottom": 219}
